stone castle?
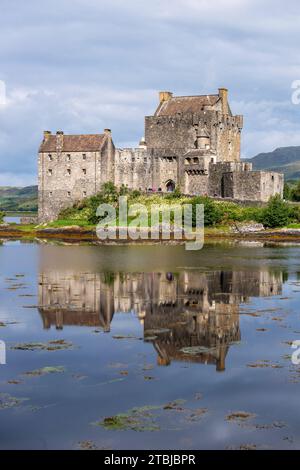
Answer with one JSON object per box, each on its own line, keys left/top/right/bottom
{"left": 38, "top": 88, "right": 284, "bottom": 222}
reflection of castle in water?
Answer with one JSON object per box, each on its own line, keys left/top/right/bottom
{"left": 38, "top": 269, "right": 282, "bottom": 371}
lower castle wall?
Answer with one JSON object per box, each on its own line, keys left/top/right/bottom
{"left": 38, "top": 145, "right": 284, "bottom": 222}
{"left": 226, "top": 170, "right": 284, "bottom": 202}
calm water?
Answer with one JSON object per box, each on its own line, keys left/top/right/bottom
{"left": 3, "top": 216, "right": 21, "bottom": 224}
{"left": 0, "top": 241, "right": 300, "bottom": 450}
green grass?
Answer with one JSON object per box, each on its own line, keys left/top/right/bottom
{"left": 45, "top": 219, "right": 95, "bottom": 229}
{"left": 286, "top": 223, "right": 300, "bottom": 229}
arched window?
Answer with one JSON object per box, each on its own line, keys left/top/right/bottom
{"left": 166, "top": 180, "right": 175, "bottom": 192}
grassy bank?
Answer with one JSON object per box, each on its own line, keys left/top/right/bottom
{"left": 53, "top": 183, "right": 300, "bottom": 230}
{"left": 2, "top": 183, "right": 300, "bottom": 243}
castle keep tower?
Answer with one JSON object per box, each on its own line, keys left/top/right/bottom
{"left": 145, "top": 87, "right": 242, "bottom": 162}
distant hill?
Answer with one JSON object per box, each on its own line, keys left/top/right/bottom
{"left": 247, "top": 146, "right": 300, "bottom": 180}
{"left": 0, "top": 185, "right": 38, "bottom": 212}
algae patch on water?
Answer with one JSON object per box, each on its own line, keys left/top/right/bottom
{"left": 23, "top": 366, "right": 65, "bottom": 377}
{"left": 0, "top": 393, "right": 27, "bottom": 410}
{"left": 226, "top": 411, "right": 256, "bottom": 422}
{"left": 93, "top": 405, "right": 162, "bottom": 432}
{"left": 11, "top": 340, "right": 74, "bottom": 351}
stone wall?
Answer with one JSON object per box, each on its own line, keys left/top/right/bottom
{"left": 38, "top": 135, "right": 114, "bottom": 222}
{"left": 115, "top": 148, "right": 182, "bottom": 192}
{"left": 114, "top": 148, "right": 153, "bottom": 190}
{"left": 208, "top": 161, "right": 253, "bottom": 198}
{"left": 224, "top": 170, "right": 284, "bottom": 202}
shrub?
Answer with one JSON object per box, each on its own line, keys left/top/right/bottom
{"left": 216, "top": 202, "right": 263, "bottom": 224}
{"left": 101, "top": 181, "right": 119, "bottom": 203}
{"left": 164, "top": 186, "right": 182, "bottom": 200}
{"left": 0, "top": 211, "right": 4, "bottom": 224}
{"left": 286, "top": 204, "right": 300, "bottom": 223}
{"left": 291, "top": 181, "right": 300, "bottom": 202}
{"left": 283, "top": 182, "right": 292, "bottom": 200}
{"left": 191, "top": 196, "right": 223, "bottom": 226}
{"left": 260, "top": 195, "right": 290, "bottom": 228}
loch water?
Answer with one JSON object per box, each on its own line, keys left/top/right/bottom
{"left": 0, "top": 241, "right": 300, "bottom": 449}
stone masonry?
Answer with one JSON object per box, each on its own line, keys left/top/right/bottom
{"left": 38, "top": 88, "right": 284, "bottom": 222}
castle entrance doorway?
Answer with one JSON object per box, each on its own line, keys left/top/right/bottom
{"left": 166, "top": 180, "right": 175, "bottom": 192}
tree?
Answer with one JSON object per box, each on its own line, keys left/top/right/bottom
{"left": 283, "top": 182, "right": 292, "bottom": 200}
{"left": 261, "top": 194, "right": 290, "bottom": 228}
{"left": 291, "top": 180, "right": 300, "bottom": 202}
{"left": 192, "top": 196, "right": 223, "bottom": 226}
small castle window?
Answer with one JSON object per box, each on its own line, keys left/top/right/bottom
{"left": 132, "top": 157, "right": 135, "bottom": 162}
{"left": 82, "top": 168, "right": 87, "bottom": 175}
{"left": 83, "top": 191, "right": 87, "bottom": 197}
{"left": 67, "top": 154, "right": 71, "bottom": 161}
{"left": 67, "top": 191, "right": 71, "bottom": 197}
{"left": 144, "top": 157, "right": 147, "bottom": 163}
{"left": 67, "top": 169, "right": 71, "bottom": 175}
{"left": 48, "top": 169, "right": 53, "bottom": 176}
{"left": 83, "top": 154, "right": 87, "bottom": 160}
{"left": 193, "top": 157, "right": 199, "bottom": 164}
{"left": 49, "top": 191, "right": 53, "bottom": 197}
{"left": 271, "top": 175, "right": 274, "bottom": 181}
{"left": 48, "top": 154, "right": 53, "bottom": 161}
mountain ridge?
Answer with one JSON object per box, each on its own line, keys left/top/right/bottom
{"left": 246, "top": 146, "right": 300, "bottom": 179}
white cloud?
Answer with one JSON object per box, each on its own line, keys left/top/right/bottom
{"left": 0, "top": 172, "right": 36, "bottom": 186}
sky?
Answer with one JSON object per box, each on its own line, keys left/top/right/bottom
{"left": 0, "top": 0, "right": 299, "bottom": 186}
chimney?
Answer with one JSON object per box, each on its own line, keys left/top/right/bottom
{"left": 159, "top": 91, "right": 173, "bottom": 103}
{"left": 218, "top": 88, "right": 228, "bottom": 115}
{"left": 104, "top": 128, "right": 111, "bottom": 136}
{"left": 56, "top": 130, "right": 64, "bottom": 154}
{"left": 43, "top": 130, "right": 51, "bottom": 141}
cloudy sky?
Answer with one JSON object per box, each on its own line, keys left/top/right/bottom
{"left": 0, "top": 0, "right": 299, "bottom": 186}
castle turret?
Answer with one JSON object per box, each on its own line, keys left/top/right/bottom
{"left": 139, "top": 137, "right": 147, "bottom": 149}
{"left": 197, "top": 126, "right": 211, "bottom": 150}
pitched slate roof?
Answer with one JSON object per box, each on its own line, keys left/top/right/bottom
{"left": 155, "top": 95, "right": 220, "bottom": 116}
{"left": 39, "top": 134, "right": 106, "bottom": 153}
